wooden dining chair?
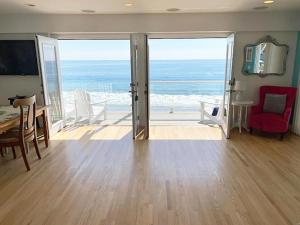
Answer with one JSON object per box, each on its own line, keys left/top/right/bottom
{"left": 0, "top": 95, "right": 41, "bottom": 171}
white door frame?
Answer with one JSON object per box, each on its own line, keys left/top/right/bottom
{"left": 36, "top": 35, "right": 65, "bottom": 136}
{"left": 130, "top": 33, "right": 150, "bottom": 139}
{"left": 220, "top": 33, "right": 236, "bottom": 138}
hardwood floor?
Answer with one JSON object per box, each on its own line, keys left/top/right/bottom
{"left": 0, "top": 125, "right": 299, "bottom": 225}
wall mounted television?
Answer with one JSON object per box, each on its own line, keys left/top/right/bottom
{"left": 0, "top": 40, "right": 39, "bottom": 76}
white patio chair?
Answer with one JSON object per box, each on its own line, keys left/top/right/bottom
{"left": 74, "top": 89, "right": 107, "bottom": 124}
{"left": 199, "top": 99, "right": 222, "bottom": 125}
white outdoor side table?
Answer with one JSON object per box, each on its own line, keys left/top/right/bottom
{"left": 231, "top": 100, "right": 254, "bottom": 133}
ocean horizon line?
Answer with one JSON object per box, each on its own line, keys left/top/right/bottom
{"left": 60, "top": 58, "right": 226, "bottom": 61}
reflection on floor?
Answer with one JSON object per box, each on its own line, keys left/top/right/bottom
{"left": 0, "top": 125, "right": 299, "bottom": 225}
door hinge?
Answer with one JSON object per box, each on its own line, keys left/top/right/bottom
{"left": 229, "top": 78, "right": 236, "bottom": 86}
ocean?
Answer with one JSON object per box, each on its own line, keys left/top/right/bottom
{"left": 61, "top": 59, "right": 225, "bottom": 112}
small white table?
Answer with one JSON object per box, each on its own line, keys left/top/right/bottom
{"left": 231, "top": 100, "right": 254, "bottom": 133}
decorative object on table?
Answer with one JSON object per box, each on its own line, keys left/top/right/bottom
{"left": 234, "top": 80, "right": 246, "bottom": 101}
{"left": 0, "top": 95, "right": 41, "bottom": 171}
{"left": 0, "top": 106, "right": 19, "bottom": 122}
{"left": 242, "top": 35, "right": 289, "bottom": 77}
{"left": 231, "top": 100, "right": 254, "bottom": 133}
{"left": 8, "top": 95, "right": 27, "bottom": 105}
{"left": 248, "top": 86, "right": 297, "bottom": 140}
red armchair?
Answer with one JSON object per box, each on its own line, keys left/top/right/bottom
{"left": 248, "top": 85, "right": 297, "bottom": 139}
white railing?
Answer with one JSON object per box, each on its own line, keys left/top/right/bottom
{"left": 62, "top": 80, "right": 224, "bottom": 123}
{"left": 149, "top": 80, "right": 224, "bottom": 123}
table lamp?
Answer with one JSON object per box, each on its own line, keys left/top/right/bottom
{"left": 234, "top": 81, "right": 245, "bottom": 101}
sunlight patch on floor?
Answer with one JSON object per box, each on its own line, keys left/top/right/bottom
{"left": 51, "top": 125, "right": 100, "bottom": 140}
{"left": 149, "top": 125, "right": 223, "bottom": 140}
{"left": 51, "top": 124, "right": 223, "bottom": 141}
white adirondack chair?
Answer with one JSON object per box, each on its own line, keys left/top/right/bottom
{"left": 74, "top": 89, "right": 107, "bottom": 124}
{"left": 199, "top": 99, "right": 222, "bottom": 125}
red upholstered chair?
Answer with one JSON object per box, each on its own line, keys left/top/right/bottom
{"left": 248, "top": 85, "right": 297, "bottom": 139}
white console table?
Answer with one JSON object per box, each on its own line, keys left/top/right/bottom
{"left": 232, "top": 100, "right": 254, "bottom": 133}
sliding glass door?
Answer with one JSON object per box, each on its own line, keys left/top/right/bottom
{"left": 130, "top": 34, "right": 149, "bottom": 139}
{"left": 37, "top": 35, "right": 64, "bottom": 136}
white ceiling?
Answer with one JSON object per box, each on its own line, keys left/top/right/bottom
{"left": 0, "top": 0, "right": 299, "bottom": 14}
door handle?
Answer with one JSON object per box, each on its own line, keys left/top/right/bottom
{"left": 225, "top": 90, "right": 236, "bottom": 93}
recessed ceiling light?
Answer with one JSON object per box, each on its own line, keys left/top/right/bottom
{"left": 81, "top": 9, "right": 96, "bottom": 13}
{"left": 264, "top": 0, "right": 274, "bottom": 4}
{"left": 124, "top": 2, "right": 134, "bottom": 7}
{"left": 25, "top": 3, "right": 36, "bottom": 7}
{"left": 166, "top": 8, "right": 180, "bottom": 12}
{"left": 253, "top": 6, "right": 268, "bottom": 10}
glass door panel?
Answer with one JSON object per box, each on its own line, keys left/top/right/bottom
{"left": 37, "top": 35, "right": 64, "bottom": 135}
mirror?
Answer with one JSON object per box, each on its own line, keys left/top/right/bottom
{"left": 242, "top": 35, "right": 289, "bottom": 77}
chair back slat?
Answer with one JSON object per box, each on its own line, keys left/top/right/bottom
{"left": 13, "top": 96, "right": 36, "bottom": 139}
{"left": 27, "top": 105, "right": 35, "bottom": 130}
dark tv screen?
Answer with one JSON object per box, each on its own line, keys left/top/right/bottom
{"left": 0, "top": 40, "right": 39, "bottom": 76}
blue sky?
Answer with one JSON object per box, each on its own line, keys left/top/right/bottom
{"left": 59, "top": 38, "right": 227, "bottom": 60}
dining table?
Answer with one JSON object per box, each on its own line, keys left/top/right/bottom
{"left": 0, "top": 105, "right": 49, "bottom": 147}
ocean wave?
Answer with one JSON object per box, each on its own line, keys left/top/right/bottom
{"left": 63, "top": 91, "right": 222, "bottom": 108}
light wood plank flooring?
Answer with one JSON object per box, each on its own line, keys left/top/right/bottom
{"left": 0, "top": 125, "right": 299, "bottom": 225}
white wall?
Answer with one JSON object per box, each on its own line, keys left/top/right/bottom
{"left": 0, "top": 12, "right": 299, "bottom": 34}
{"left": 233, "top": 31, "right": 298, "bottom": 104}
{"left": 0, "top": 76, "right": 43, "bottom": 105}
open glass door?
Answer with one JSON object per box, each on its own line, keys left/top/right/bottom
{"left": 130, "top": 34, "right": 149, "bottom": 139}
{"left": 221, "top": 33, "right": 235, "bottom": 138}
{"left": 37, "top": 35, "right": 64, "bottom": 136}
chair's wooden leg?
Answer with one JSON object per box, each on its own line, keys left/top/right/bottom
{"left": 20, "top": 142, "right": 30, "bottom": 171}
{"left": 280, "top": 133, "right": 285, "bottom": 141}
{"left": 33, "top": 137, "right": 41, "bottom": 160}
{"left": 42, "top": 110, "right": 49, "bottom": 148}
{"left": 12, "top": 146, "right": 16, "bottom": 159}
{"left": 249, "top": 127, "right": 253, "bottom": 134}
{"left": 0, "top": 147, "right": 4, "bottom": 157}
{"left": 26, "top": 143, "right": 29, "bottom": 154}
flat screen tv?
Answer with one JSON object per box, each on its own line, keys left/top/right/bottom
{"left": 0, "top": 40, "right": 39, "bottom": 76}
